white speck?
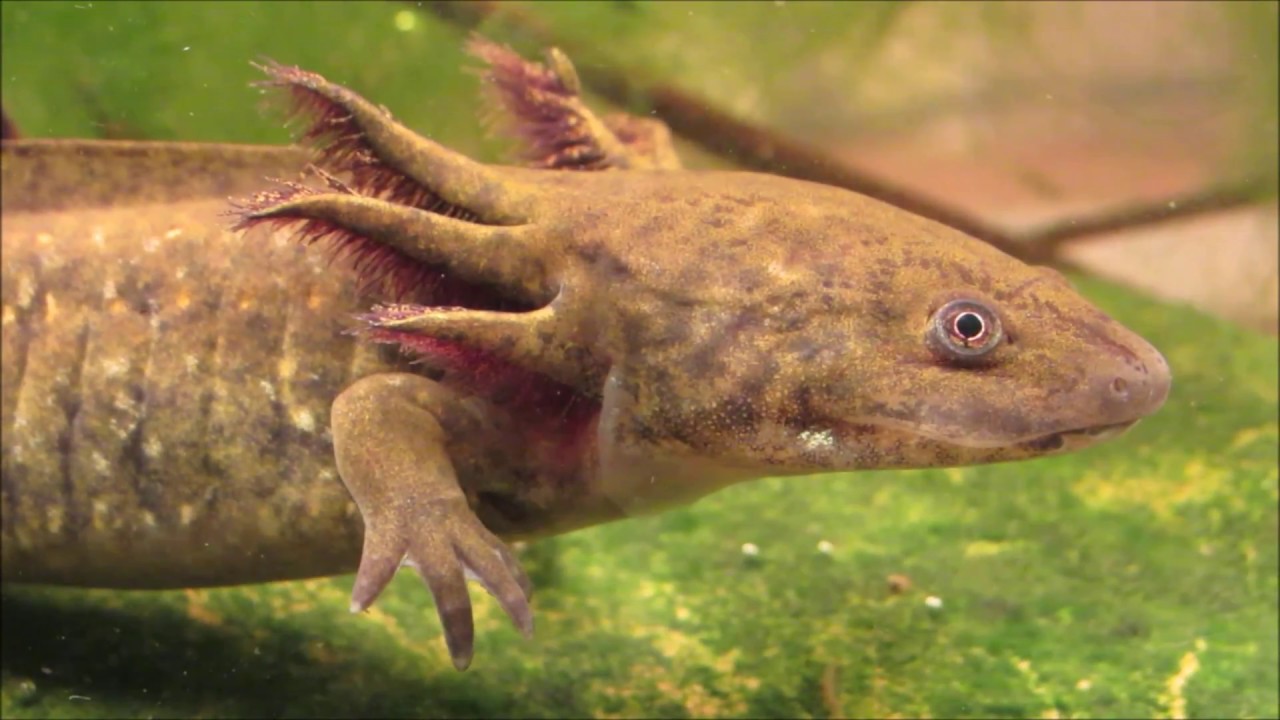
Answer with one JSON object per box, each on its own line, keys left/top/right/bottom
{"left": 68, "top": 694, "right": 91, "bottom": 701}
{"left": 1076, "top": 678, "right": 1093, "bottom": 691}
{"left": 16, "top": 276, "right": 35, "bottom": 308}
{"left": 741, "top": 542, "right": 760, "bottom": 557}
{"left": 102, "top": 356, "right": 129, "bottom": 379}
{"left": 143, "top": 437, "right": 163, "bottom": 460}
{"left": 91, "top": 451, "right": 111, "bottom": 475}
{"left": 184, "top": 354, "right": 199, "bottom": 373}
{"left": 182, "top": 46, "right": 191, "bottom": 52}
{"left": 798, "top": 428, "right": 836, "bottom": 451}
{"left": 1168, "top": 200, "right": 1178, "bottom": 209}
{"left": 291, "top": 408, "right": 316, "bottom": 433}
{"left": 164, "top": 227, "right": 183, "bottom": 240}
{"left": 175, "top": 266, "right": 188, "bottom": 280}
{"left": 816, "top": 540, "right": 834, "bottom": 555}
{"left": 91, "top": 229, "right": 106, "bottom": 247}
{"left": 102, "top": 280, "right": 117, "bottom": 300}
{"left": 46, "top": 506, "right": 63, "bottom": 534}
{"left": 259, "top": 379, "right": 277, "bottom": 401}
{"left": 143, "top": 236, "right": 160, "bottom": 253}
{"left": 924, "top": 595, "right": 943, "bottom": 609}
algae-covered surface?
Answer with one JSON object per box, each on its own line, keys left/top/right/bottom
{"left": 2, "top": 2, "right": 1277, "bottom": 718}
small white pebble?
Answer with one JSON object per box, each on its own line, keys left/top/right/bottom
{"left": 741, "top": 542, "right": 760, "bottom": 557}
{"left": 924, "top": 595, "right": 943, "bottom": 609}
{"left": 816, "top": 540, "right": 834, "bottom": 555}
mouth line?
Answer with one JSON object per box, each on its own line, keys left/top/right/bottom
{"left": 1061, "top": 420, "right": 1139, "bottom": 437}
{"left": 833, "top": 417, "right": 1142, "bottom": 451}
{"left": 1021, "top": 420, "right": 1139, "bottom": 450}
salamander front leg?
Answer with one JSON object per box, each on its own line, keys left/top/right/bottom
{"left": 330, "top": 372, "right": 533, "bottom": 671}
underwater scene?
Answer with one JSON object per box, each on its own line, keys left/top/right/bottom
{"left": 1, "top": 2, "right": 1277, "bottom": 718}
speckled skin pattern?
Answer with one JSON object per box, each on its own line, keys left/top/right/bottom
{"left": 2, "top": 142, "right": 386, "bottom": 587}
{"left": 0, "top": 42, "right": 1171, "bottom": 670}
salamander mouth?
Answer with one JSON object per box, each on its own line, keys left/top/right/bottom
{"left": 842, "top": 417, "right": 1142, "bottom": 452}
{"left": 1019, "top": 420, "right": 1139, "bottom": 452}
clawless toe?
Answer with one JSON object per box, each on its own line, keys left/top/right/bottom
{"left": 330, "top": 373, "right": 535, "bottom": 671}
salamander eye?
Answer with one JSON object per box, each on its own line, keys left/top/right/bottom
{"left": 927, "top": 299, "right": 1004, "bottom": 362}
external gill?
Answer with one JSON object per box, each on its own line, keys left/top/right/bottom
{"left": 466, "top": 35, "right": 681, "bottom": 171}
{"left": 364, "top": 301, "right": 604, "bottom": 397}
{"left": 362, "top": 304, "right": 600, "bottom": 427}
{"left": 231, "top": 60, "right": 566, "bottom": 308}
{"left": 234, "top": 191, "right": 552, "bottom": 309}
{"left": 252, "top": 58, "right": 536, "bottom": 224}
{"left": 227, "top": 176, "right": 459, "bottom": 303}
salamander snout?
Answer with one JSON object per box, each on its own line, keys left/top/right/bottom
{"left": 1100, "top": 336, "right": 1172, "bottom": 422}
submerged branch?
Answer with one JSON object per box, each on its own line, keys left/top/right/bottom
{"left": 1024, "top": 178, "right": 1275, "bottom": 251}
{"left": 424, "top": 0, "right": 1274, "bottom": 267}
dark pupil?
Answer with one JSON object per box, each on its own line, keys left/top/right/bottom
{"left": 954, "top": 312, "right": 984, "bottom": 340}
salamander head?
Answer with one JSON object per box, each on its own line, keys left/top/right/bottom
{"left": 599, "top": 178, "right": 1173, "bottom": 477}
{"left": 737, "top": 200, "right": 1172, "bottom": 471}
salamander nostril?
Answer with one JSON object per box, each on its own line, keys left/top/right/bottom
{"left": 1110, "top": 377, "right": 1129, "bottom": 398}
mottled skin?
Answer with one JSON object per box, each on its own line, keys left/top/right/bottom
{"left": 2, "top": 141, "right": 380, "bottom": 586}
{"left": 1, "top": 43, "right": 1170, "bottom": 670}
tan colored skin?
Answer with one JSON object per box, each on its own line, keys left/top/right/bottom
{"left": 1, "top": 46, "right": 1170, "bottom": 671}
{"left": 2, "top": 141, "right": 379, "bottom": 586}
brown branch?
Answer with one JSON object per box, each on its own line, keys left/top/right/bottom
{"left": 640, "top": 82, "right": 1031, "bottom": 258}
{"left": 820, "top": 663, "right": 846, "bottom": 719}
{"left": 1024, "top": 177, "right": 1274, "bottom": 251}
{"left": 423, "top": 0, "right": 1275, "bottom": 267}
{"left": 1, "top": 104, "right": 19, "bottom": 140}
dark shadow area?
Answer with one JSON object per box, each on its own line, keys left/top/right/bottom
{"left": 0, "top": 587, "right": 541, "bottom": 718}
